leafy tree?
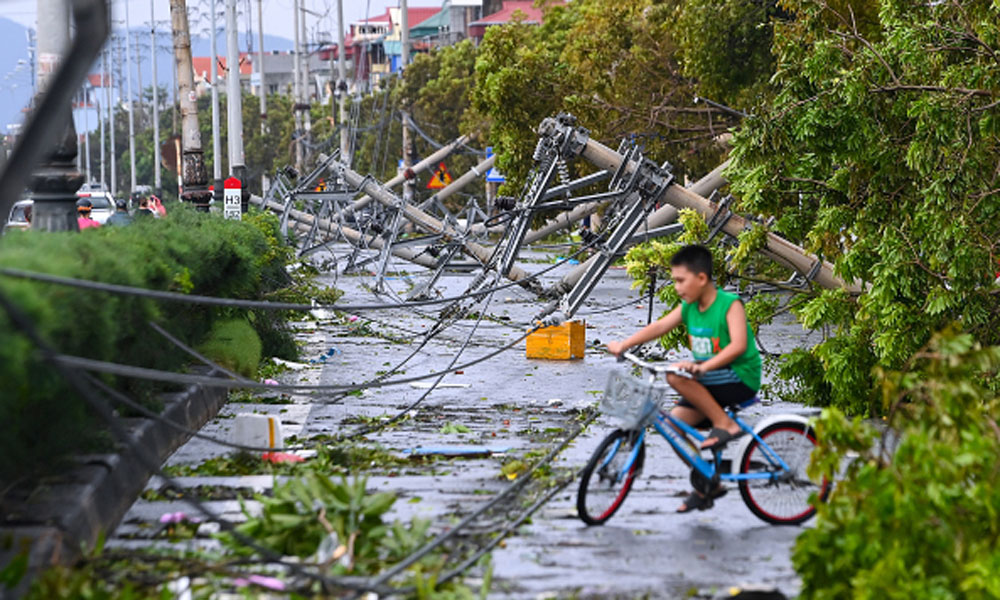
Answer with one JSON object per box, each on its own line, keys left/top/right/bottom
{"left": 472, "top": 0, "right": 741, "bottom": 189}
{"left": 670, "top": 0, "right": 789, "bottom": 110}
{"left": 724, "top": 0, "right": 1000, "bottom": 414}
{"left": 794, "top": 327, "right": 1000, "bottom": 598}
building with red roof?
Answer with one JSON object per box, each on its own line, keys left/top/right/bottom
{"left": 469, "top": 1, "right": 559, "bottom": 39}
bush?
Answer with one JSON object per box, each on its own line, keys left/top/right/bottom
{"left": 0, "top": 206, "right": 293, "bottom": 485}
{"left": 794, "top": 327, "right": 1000, "bottom": 599}
{"left": 197, "top": 318, "right": 262, "bottom": 378}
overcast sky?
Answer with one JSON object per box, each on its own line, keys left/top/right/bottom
{"left": 4, "top": 0, "right": 446, "bottom": 46}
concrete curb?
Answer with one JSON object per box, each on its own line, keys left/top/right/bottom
{"left": 0, "top": 375, "right": 227, "bottom": 597}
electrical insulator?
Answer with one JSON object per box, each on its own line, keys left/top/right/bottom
{"left": 496, "top": 195, "right": 517, "bottom": 211}
{"left": 532, "top": 138, "right": 547, "bottom": 163}
{"left": 557, "top": 158, "right": 571, "bottom": 187}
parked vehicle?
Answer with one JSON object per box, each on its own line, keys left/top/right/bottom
{"left": 76, "top": 189, "right": 114, "bottom": 224}
{"left": 2, "top": 199, "right": 32, "bottom": 234}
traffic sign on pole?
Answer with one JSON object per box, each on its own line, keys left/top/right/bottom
{"left": 223, "top": 176, "right": 242, "bottom": 220}
{"left": 484, "top": 146, "right": 505, "bottom": 183}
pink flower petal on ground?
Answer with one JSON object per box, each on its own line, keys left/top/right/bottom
{"left": 234, "top": 575, "right": 285, "bottom": 591}
{"left": 348, "top": 315, "right": 359, "bottom": 322}
{"left": 261, "top": 452, "right": 305, "bottom": 463}
{"left": 159, "top": 512, "right": 184, "bottom": 524}
{"left": 263, "top": 378, "right": 279, "bottom": 386}
{"left": 248, "top": 575, "right": 286, "bottom": 590}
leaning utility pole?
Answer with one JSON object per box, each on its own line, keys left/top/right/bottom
{"left": 400, "top": 0, "right": 413, "bottom": 203}
{"left": 151, "top": 0, "right": 161, "bottom": 195}
{"left": 170, "top": 0, "right": 211, "bottom": 208}
{"left": 210, "top": 0, "right": 222, "bottom": 199}
{"left": 125, "top": 0, "right": 137, "bottom": 193}
{"left": 28, "top": 0, "right": 80, "bottom": 231}
{"left": 226, "top": 0, "right": 245, "bottom": 182}
{"left": 337, "top": 0, "right": 348, "bottom": 163}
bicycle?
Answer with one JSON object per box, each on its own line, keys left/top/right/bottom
{"left": 577, "top": 351, "right": 830, "bottom": 526}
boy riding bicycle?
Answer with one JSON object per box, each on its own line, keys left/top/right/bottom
{"left": 606, "top": 244, "right": 762, "bottom": 512}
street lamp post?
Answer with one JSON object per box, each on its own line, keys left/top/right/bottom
{"left": 28, "top": 0, "right": 81, "bottom": 231}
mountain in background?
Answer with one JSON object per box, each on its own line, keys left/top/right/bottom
{"left": 0, "top": 16, "right": 294, "bottom": 132}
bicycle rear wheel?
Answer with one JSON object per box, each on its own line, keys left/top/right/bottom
{"left": 577, "top": 429, "right": 645, "bottom": 525}
{"left": 738, "top": 420, "right": 830, "bottom": 525}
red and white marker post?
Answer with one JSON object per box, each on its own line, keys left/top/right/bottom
{"left": 223, "top": 176, "right": 242, "bottom": 220}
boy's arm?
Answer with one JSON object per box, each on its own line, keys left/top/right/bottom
{"left": 691, "top": 301, "right": 749, "bottom": 374}
{"left": 606, "top": 305, "right": 682, "bottom": 356}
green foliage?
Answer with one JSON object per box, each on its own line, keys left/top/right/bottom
{"left": 0, "top": 206, "right": 294, "bottom": 483}
{"left": 472, "top": 0, "right": 740, "bottom": 190}
{"left": 671, "top": 0, "right": 787, "bottom": 109}
{"left": 726, "top": 0, "right": 1000, "bottom": 414}
{"left": 219, "top": 471, "right": 434, "bottom": 579}
{"left": 196, "top": 318, "right": 262, "bottom": 378}
{"left": 794, "top": 327, "right": 1000, "bottom": 599}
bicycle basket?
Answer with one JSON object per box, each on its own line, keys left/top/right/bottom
{"left": 602, "top": 369, "right": 671, "bottom": 430}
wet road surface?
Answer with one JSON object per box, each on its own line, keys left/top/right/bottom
{"left": 111, "top": 244, "right": 825, "bottom": 598}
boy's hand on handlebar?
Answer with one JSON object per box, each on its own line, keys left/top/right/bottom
{"left": 671, "top": 360, "right": 702, "bottom": 377}
{"left": 606, "top": 341, "right": 626, "bottom": 357}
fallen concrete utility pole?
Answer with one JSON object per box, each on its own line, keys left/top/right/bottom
{"left": 330, "top": 161, "right": 537, "bottom": 286}
{"left": 333, "top": 135, "right": 470, "bottom": 220}
{"left": 419, "top": 153, "right": 495, "bottom": 211}
{"left": 521, "top": 139, "right": 731, "bottom": 245}
{"left": 468, "top": 170, "right": 610, "bottom": 238}
{"left": 552, "top": 160, "right": 730, "bottom": 294}
{"left": 578, "top": 138, "right": 861, "bottom": 293}
{"left": 250, "top": 195, "right": 440, "bottom": 269}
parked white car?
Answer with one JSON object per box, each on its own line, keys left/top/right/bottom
{"left": 76, "top": 189, "right": 115, "bottom": 224}
{"left": 3, "top": 199, "right": 32, "bottom": 234}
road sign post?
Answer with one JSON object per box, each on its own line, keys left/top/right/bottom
{"left": 223, "top": 176, "right": 242, "bottom": 220}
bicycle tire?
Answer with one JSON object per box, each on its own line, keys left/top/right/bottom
{"left": 738, "top": 420, "right": 830, "bottom": 525}
{"left": 577, "top": 429, "right": 645, "bottom": 525}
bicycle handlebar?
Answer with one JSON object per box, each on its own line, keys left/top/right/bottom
{"left": 619, "top": 351, "right": 693, "bottom": 379}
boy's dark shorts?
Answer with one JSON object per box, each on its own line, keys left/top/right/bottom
{"left": 674, "top": 381, "right": 757, "bottom": 428}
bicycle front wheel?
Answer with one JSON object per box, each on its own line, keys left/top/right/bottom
{"left": 577, "top": 429, "right": 645, "bottom": 525}
{"left": 738, "top": 420, "right": 830, "bottom": 525}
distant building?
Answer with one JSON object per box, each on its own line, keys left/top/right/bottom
{"left": 410, "top": 0, "right": 484, "bottom": 50}
{"left": 469, "top": 0, "right": 554, "bottom": 40}
{"left": 343, "top": 2, "right": 497, "bottom": 91}
{"left": 192, "top": 52, "right": 333, "bottom": 103}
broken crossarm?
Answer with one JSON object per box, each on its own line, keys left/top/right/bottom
{"left": 250, "top": 195, "right": 441, "bottom": 270}
{"left": 551, "top": 160, "right": 730, "bottom": 295}
{"left": 328, "top": 161, "right": 540, "bottom": 290}
{"left": 331, "top": 135, "right": 470, "bottom": 222}
{"left": 578, "top": 138, "right": 863, "bottom": 293}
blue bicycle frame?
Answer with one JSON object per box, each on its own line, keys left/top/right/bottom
{"left": 601, "top": 400, "right": 793, "bottom": 485}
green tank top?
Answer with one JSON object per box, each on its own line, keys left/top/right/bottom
{"left": 680, "top": 286, "right": 762, "bottom": 391}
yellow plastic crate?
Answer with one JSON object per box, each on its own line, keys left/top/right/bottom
{"left": 526, "top": 320, "right": 586, "bottom": 360}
